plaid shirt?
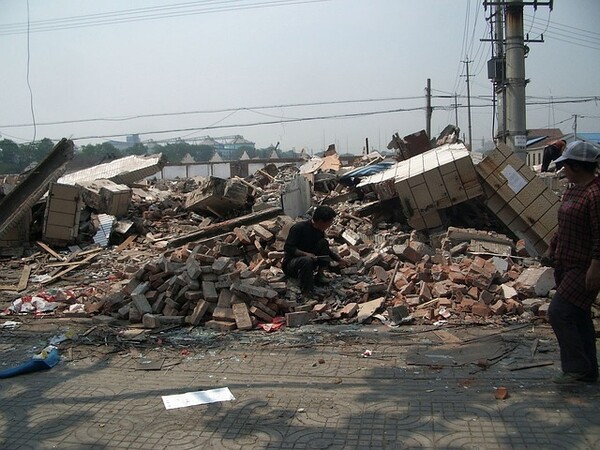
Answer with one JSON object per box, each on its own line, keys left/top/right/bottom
{"left": 551, "top": 176, "right": 600, "bottom": 309}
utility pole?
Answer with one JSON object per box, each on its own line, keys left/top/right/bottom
{"left": 573, "top": 114, "right": 578, "bottom": 138}
{"left": 462, "top": 58, "right": 474, "bottom": 151}
{"left": 426, "top": 78, "right": 433, "bottom": 139}
{"left": 483, "top": 1, "right": 552, "bottom": 159}
{"left": 505, "top": 0, "right": 527, "bottom": 159}
{"left": 494, "top": 3, "right": 506, "bottom": 143}
{"left": 450, "top": 93, "right": 460, "bottom": 128}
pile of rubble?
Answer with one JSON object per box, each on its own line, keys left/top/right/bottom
{"left": 94, "top": 218, "right": 555, "bottom": 331}
{"left": 0, "top": 134, "right": 569, "bottom": 332}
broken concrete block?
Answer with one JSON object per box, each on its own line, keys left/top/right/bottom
{"left": 189, "top": 300, "right": 209, "bottom": 325}
{"left": 340, "top": 302, "right": 358, "bottom": 318}
{"left": 393, "top": 244, "right": 422, "bottom": 264}
{"left": 249, "top": 305, "right": 273, "bottom": 322}
{"left": 515, "top": 267, "right": 555, "bottom": 297}
{"left": 357, "top": 298, "right": 385, "bottom": 323}
{"left": 131, "top": 293, "right": 152, "bottom": 315}
{"left": 471, "top": 302, "right": 492, "bottom": 318}
{"left": 286, "top": 311, "right": 311, "bottom": 327}
{"left": 201, "top": 280, "right": 219, "bottom": 302}
{"left": 499, "top": 283, "right": 518, "bottom": 299}
{"left": 142, "top": 313, "right": 161, "bottom": 329}
{"left": 213, "top": 306, "right": 236, "bottom": 322}
{"left": 490, "top": 299, "right": 507, "bottom": 315}
{"left": 232, "top": 303, "right": 253, "bottom": 330}
{"left": 342, "top": 229, "right": 361, "bottom": 246}
{"left": 204, "top": 320, "right": 237, "bottom": 331}
{"left": 387, "top": 304, "right": 410, "bottom": 323}
{"left": 76, "top": 179, "right": 132, "bottom": 217}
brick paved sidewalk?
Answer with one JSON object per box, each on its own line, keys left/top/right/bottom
{"left": 1, "top": 323, "right": 600, "bottom": 449}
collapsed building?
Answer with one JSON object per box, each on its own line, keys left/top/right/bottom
{"left": 0, "top": 131, "right": 570, "bottom": 332}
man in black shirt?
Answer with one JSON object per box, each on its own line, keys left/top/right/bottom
{"left": 541, "top": 139, "right": 567, "bottom": 172}
{"left": 283, "top": 205, "right": 343, "bottom": 298}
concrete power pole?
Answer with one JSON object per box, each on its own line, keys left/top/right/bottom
{"left": 462, "top": 58, "right": 474, "bottom": 151}
{"left": 426, "top": 78, "right": 433, "bottom": 139}
{"left": 494, "top": 4, "right": 506, "bottom": 143}
{"left": 505, "top": 0, "right": 527, "bottom": 160}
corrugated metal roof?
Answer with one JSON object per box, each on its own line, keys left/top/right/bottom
{"left": 526, "top": 136, "right": 547, "bottom": 147}
{"left": 576, "top": 133, "right": 600, "bottom": 144}
{"left": 58, "top": 154, "right": 165, "bottom": 186}
{"left": 93, "top": 214, "right": 115, "bottom": 247}
{"left": 339, "top": 162, "right": 395, "bottom": 185}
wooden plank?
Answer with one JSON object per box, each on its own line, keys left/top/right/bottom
{"left": 16, "top": 265, "right": 31, "bottom": 292}
{"left": 509, "top": 361, "right": 554, "bottom": 371}
{"left": 115, "top": 234, "right": 137, "bottom": 252}
{"left": 36, "top": 241, "right": 65, "bottom": 261}
{"left": 42, "top": 252, "right": 101, "bottom": 284}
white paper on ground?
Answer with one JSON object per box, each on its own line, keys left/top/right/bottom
{"left": 162, "top": 387, "right": 235, "bottom": 410}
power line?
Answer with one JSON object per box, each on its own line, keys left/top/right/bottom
{"left": 524, "top": 12, "right": 600, "bottom": 40}
{"left": 0, "top": 0, "right": 332, "bottom": 35}
{"left": 69, "top": 105, "right": 428, "bottom": 141}
{"left": 3, "top": 94, "right": 596, "bottom": 131}
{"left": 0, "top": 95, "right": 426, "bottom": 129}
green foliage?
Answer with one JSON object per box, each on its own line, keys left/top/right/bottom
{"left": 31, "top": 138, "right": 55, "bottom": 162}
{"left": 194, "top": 145, "right": 214, "bottom": 161}
{"left": 128, "top": 143, "right": 148, "bottom": 155}
{"left": 0, "top": 139, "right": 21, "bottom": 169}
{"left": 150, "top": 142, "right": 215, "bottom": 163}
{"left": 80, "top": 142, "right": 122, "bottom": 160}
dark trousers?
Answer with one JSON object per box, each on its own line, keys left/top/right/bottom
{"left": 283, "top": 239, "right": 329, "bottom": 294}
{"left": 548, "top": 293, "right": 598, "bottom": 379}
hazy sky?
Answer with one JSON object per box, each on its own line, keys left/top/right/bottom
{"left": 1, "top": 0, "right": 599, "bottom": 154}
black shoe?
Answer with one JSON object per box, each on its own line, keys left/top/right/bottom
{"left": 553, "top": 372, "right": 597, "bottom": 384}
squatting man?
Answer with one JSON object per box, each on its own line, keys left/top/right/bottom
{"left": 282, "top": 205, "right": 348, "bottom": 300}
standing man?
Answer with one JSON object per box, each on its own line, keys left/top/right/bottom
{"left": 545, "top": 141, "right": 600, "bottom": 383}
{"left": 283, "top": 205, "right": 343, "bottom": 299}
{"left": 541, "top": 139, "right": 567, "bottom": 172}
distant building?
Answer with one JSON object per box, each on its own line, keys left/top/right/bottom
{"left": 106, "top": 134, "right": 141, "bottom": 151}
{"left": 190, "top": 135, "right": 255, "bottom": 160}
{"left": 525, "top": 128, "right": 564, "bottom": 167}
{"left": 525, "top": 129, "right": 600, "bottom": 169}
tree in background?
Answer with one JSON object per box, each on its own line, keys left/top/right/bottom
{"left": 128, "top": 142, "right": 148, "bottom": 156}
{"left": 150, "top": 142, "right": 215, "bottom": 163}
{"left": 0, "top": 139, "right": 21, "bottom": 173}
{"left": 31, "top": 138, "right": 55, "bottom": 163}
{"left": 192, "top": 144, "right": 214, "bottom": 161}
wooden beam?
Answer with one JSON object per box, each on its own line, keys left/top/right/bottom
{"left": 16, "top": 264, "right": 31, "bottom": 292}
{"left": 42, "top": 252, "right": 101, "bottom": 284}
{"left": 36, "top": 241, "right": 65, "bottom": 261}
{"left": 115, "top": 234, "right": 137, "bottom": 252}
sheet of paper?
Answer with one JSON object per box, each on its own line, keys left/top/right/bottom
{"left": 162, "top": 387, "right": 235, "bottom": 410}
{"left": 501, "top": 165, "right": 527, "bottom": 194}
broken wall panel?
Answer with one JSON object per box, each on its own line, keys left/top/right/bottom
{"left": 57, "top": 153, "right": 166, "bottom": 186}
{"left": 76, "top": 179, "right": 131, "bottom": 217}
{"left": 281, "top": 175, "right": 312, "bottom": 219}
{"left": 184, "top": 177, "right": 249, "bottom": 217}
{"left": 0, "top": 213, "right": 31, "bottom": 248}
{"left": 475, "top": 143, "right": 560, "bottom": 256}
{"left": 0, "top": 138, "right": 74, "bottom": 241}
{"left": 398, "top": 144, "right": 483, "bottom": 229}
{"left": 358, "top": 143, "right": 484, "bottom": 230}
{"left": 43, "top": 183, "right": 83, "bottom": 244}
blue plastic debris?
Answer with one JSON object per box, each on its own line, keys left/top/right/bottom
{"left": 0, "top": 346, "right": 60, "bottom": 379}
